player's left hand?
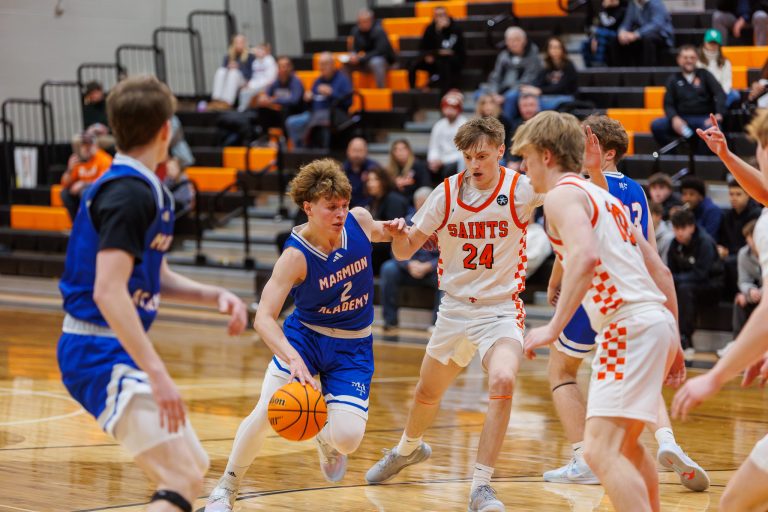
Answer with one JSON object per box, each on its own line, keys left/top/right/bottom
{"left": 218, "top": 290, "right": 248, "bottom": 336}
{"left": 583, "top": 125, "right": 602, "bottom": 174}
{"left": 671, "top": 373, "right": 722, "bottom": 421}
{"left": 664, "top": 346, "right": 686, "bottom": 388}
{"left": 383, "top": 218, "right": 408, "bottom": 237}
{"left": 523, "top": 324, "right": 558, "bottom": 360}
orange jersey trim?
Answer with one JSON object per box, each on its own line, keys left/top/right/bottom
{"left": 456, "top": 167, "right": 507, "bottom": 213}
{"left": 436, "top": 176, "right": 452, "bottom": 231}
{"left": 508, "top": 170, "right": 527, "bottom": 230}
{"left": 555, "top": 177, "right": 599, "bottom": 227}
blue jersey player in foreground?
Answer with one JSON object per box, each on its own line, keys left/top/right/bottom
{"left": 58, "top": 76, "right": 249, "bottom": 512}
{"left": 206, "top": 159, "right": 397, "bottom": 512}
{"left": 542, "top": 115, "right": 708, "bottom": 491}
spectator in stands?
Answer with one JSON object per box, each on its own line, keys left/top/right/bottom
{"left": 366, "top": 166, "right": 411, "bottom": 273}
{"left": 732, "top": 219, "right": 762, "bottom": 338}
{"left": 475, "top": 94, "right": 513, "bottom": 153}
{"left": 712, "top": 0, "right": 768, "bottom": 45}
{"left": 668, "top": 208, "right": 723, "bottom": 357}
{"left": 251, "top": 56, "right": 305, "bottom": 136}
{"left": 647, "top": 172, "right": 683, "bottom": 219}
{"left": 409, "top": 6, "right": 465, "bottom": 93}
{"left": 479, "top": 27, "right": 542, "bottom": 122}
{"left": 582, "top": 0, "right": 629, "bottom": 67}
{"left": 520, "top": 36, "right": 578, "bottom": 113}
{"left": 427, "top": 90, "right": 468, "bottom": 183}
{"left": 82, "top": 81, "right": 108, "bottom": 129}
{"left": 209, "top": 34, "right": 255, "bottom": 110}
{"left": 718, "top": 178, "right": 762, "bottom": 294}
{"left": 612, "top": 0, "right": 674, "bottom": 66}
{"left": 650, "top": 201, "right": 674, "bottom": 262}
{"left": 161, "top": 157, "right": 195, "bottom": 215}
{"left": 698, "top": 29, "right": 742, "bottom": 107}
{"left": 506, "top": 93, "right": 541, "bottom": 171}
{"left": 169, "top": 115, "right": 195, "bottom": 169}
{"left": 343, "top": 137, "right": 377, "bottom": 208}
{"left": 681, "top": 176, "right": 723, "bottom": 239}
{"left": 237, "top": 43, "right": 278, "bottom": 112}
{"left": 747, "top": 57, "right": 768, "bottom": 107}
{"left": 60, "top": 132, "right": 112, "bottom": 219}
{"left": 379, "top": 187, "right": 440, "bottom": 331}
{"left": 651, "top": 45, "right": 726, "bottom": 152}
{"left": 285, "top": 52, "right": 352, "bottom": 148}
{"left": 345, "top": 8, "right": 396, "bottom": 89}
{"left": 387, "top": 139, "right": 430, "bottom": 205}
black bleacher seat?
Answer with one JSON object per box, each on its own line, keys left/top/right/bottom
{"left": 578, "top": 68, "right": 677, "bottom": 88}
{"left": 578, "top": 87, "right": 645, "bottom": 108}
{"left": 621, "top": 155, "right": 726, "bottom": 181}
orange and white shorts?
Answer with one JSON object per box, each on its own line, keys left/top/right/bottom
{"left": 426, "top": 294, "right": 525, "bottom": 369}
{"left": 586, "top": 307, "right": 677, "bottom": 424}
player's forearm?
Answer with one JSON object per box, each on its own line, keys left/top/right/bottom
{"left": 160, "top": 265, "right": 224, "bottom": 305}
{"left": 722, "top": 150, "right": 768, "bottom": 205}
{"left": 391, "top": 235, "right": 419, "bottom": 261}
{"left": 254, "top": 311, "right": 301, "bottom": 362}
{"left": 710, "top": 300, "right": 768, "bottom": 385}
{"left": 548, "top": 257, "right": 563, "bottom": 289}
{"left": 549, "top": 254, "right": 596, "bottom": 335}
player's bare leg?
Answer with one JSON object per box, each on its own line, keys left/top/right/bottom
{"left": 720, "top": 458, "right": 768, "bottom": 512}
{"left": 621, "top": 422, "right": 660, "bottom": 512}
{"left": 651, "top": 400, "right": 709, "bottom": 491}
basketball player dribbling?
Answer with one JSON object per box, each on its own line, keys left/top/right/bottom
{"left": 206, "top": 159, "right": 397, "bottom": 512}
{"left": 366, "top": 117, "right": 544, "bottom": 512}
{"left": 673, "top": 111, "right": 768, "bottom": 511}
{"left": 517, "top": 111, "right": 685, "bottom": 512}
{"left": 542, "top": 115, "right": 708, "bottom": 492}
{"left": 57, "top": 76, "right": 249, "bottom": 512}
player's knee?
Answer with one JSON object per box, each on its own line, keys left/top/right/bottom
{"left": 488, "top": 367, "right": 516, "bottom": 395}
{"left": 719, "top": 489, "right": 742, "bottom": 512}
{"left": 333, "top": 427, "right": 365, "bottom": 454}
{"left": 327, "top": 411, "right": 366, "bottom": 454}
{"left": 414, "top": 380, "right": 443, "bottom": 405}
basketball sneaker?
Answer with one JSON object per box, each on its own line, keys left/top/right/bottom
{"left": 468, "top": 484, "right": 504, "bottom": 512}
{"left": 365, "top": 442, "right": 432, "bottom": 484}
{"left": 204, "top": 477, "right": 238, "bottom": 512}
{"left": 316, "top": 435, "right": 348, "bottom": 482}
{"left": 657, "top": 443, "right": 710, "bottom": 491}
{"left": 542, "top": 456, "right": 600, "bottom": 485}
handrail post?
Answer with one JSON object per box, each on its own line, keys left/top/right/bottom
{"left": 239, "top": 174, "right": 255, "bottom": 269}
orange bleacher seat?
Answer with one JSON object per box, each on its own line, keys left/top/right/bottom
{"left": 11, "top": 205, "right": 71, "bottom": 231}
{"left": 222, "top": 147, "right": 278, "bottom": 172}
{"left": 352, "top": 89, "right": 393, "bottom": 111}
{"left": 382, "top": 17, "right": 431, "bottom": 38}
{"left": 186, "top": 167, "right": 237, "bottom": 192}
{"left": 50, "top": 185, "right": 63, "bottom": 207}
{"left": 606, "top": 108, "right": 664, "bottom": 133}
{"left": 311, "top": 53, "right": 346, "bottom": 71}
{"left": 644, "top": 86, "right": 666, "bottom": 110}
{"left": 732, "top": 65, "right": 748, "bottom": 89}
{"left": 625, "top": 130, "right": 635, "bottom": 156}
{"left": 352, "top": 70, "right": 428, "bottom": 90}
{"left": 415, "top": 1, "right": 468, "bottom": 19}
{"left": 512, "top": 0, "right": 565, "bottom": 17}
{"left": 296, "top": 70, "right": 320, "bottom": 91}
{"left": 723, "top": 46, "right": 768, "bottom": 68}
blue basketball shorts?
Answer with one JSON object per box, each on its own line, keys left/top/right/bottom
{"left": 556, "top": 305, "right": 597, "bottom": 359}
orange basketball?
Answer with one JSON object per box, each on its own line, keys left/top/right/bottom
{"left": 267, "top": 381, "right": 327, "bottom": 441}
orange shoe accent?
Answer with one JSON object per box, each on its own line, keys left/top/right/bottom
{"left": 489, "top": 395, "right": 512, "bottom": 400}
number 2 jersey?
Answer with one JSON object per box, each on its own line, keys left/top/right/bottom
{"left": 605, "top": 170, "right": 650, "bottom": 238}
{"left": 412, "top": 167, "right": 543, "bottom": 302}
{"left": 283, "top": 212, "right": 374, "bottom": 331}
{"left": 547, "top": 175, "right": 665, "bottom": 330}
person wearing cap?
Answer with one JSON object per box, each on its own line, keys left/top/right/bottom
{"left": 647, "top": 172, "right": 683, "bottom": 219}
{"left": 82, "top": 81, "right": 108, "bottom": 129}
{"left": 650, "top": 45, "right": 726, "bottom": 153}
{"left": 426, "top": 90, "right": 468, "bottom": 183}
{"left": 698, "top": 29, "right": 742, "bottom": 107}
{"left": 712, "top": 0, "right": 768, "bottom": 45}
{"left": 680, "top": 176, "right": 724, "bottom": 239}
{"left": 60, "top": 132, "right": 113, "bottom": 220}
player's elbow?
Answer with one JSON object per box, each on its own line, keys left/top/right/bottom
{"left": 573, "top": 249, "right": 598, "bottom": 273}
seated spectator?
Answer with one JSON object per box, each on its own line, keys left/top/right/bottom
{"left": 681, "top": 176, "right": 723, "bottom": 239}
{"left": 651, "top": 45, "right": 725, "bottom": 152}
{"left": 647, "top": 172, "right": 683, "bottom": 219}
{"left": 237, "top": 43, "right": 278, "bottom": 112}
{"left": 252, "top": 56, "right": 305, "bottom": 136}
{"left": 747, "top": 57, "right": 768, "bottom": 107}
{"left": 209, "top": 34, "right": 255, "bottom": 110}
{"left": 668, "top": 209, "right": 723, "bottom": 357}
{"left": 475, "top": 94, "right": 513, "bottom": 152}
{"left": 343, "top": 137, "right": 378, "bottom": 208}
{"left": 733, "top": 219, "right": 762, "bottom": 338}
{"left": 409, "top": 6, "right": 465, "bottom": 93}
{"left": 698, "top": 29, "right": 742, "bottom": 107}
{"left": 519, "top": 36, "right": 578, "bottom": 113}
{"left": 506, "top": 93, "right": 541, "bottom": 171}
{"left": 582, "top": 0, "right": 628, "bottom": 67}
{"left": 713, "top": 0, "right": 768, "bottom": 45}
{"left": 387, "top": 139, "right": 430, "bottom": 204}
{"left": 345, "top": 8, "right": 396, "bottom": 89}
{"left": 82, "top": 81, "right": 108, "bottom": 129}
{"left": 612, "top": 0, "right": 674, "bottom": 66}
{"left": 285, "top": 52, "right": 352, "bottom": 148}
{"left": 650, "top": 201, "right": 674, "bottom": 262}
{"left": 60, "top": 132, "right": 112, "bottom": 219}
{"left": 427, "top": 90, "right": 468, "bottom": 183}
{"left": 366, "top": 166, "right": 411, "bottom": 273}
{"left": 161, "top": 157, "right": 195, "bottom": 215}
{"left": 718, "top": 178, "right": 762, "bottom": 295}
{"left": 478, "top": 27, "right": 542, "bottom": 123}
{"left": 380, "top": 187, "right": 440, "bottom": 331}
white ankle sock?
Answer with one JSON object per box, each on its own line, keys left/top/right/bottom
{"left": 572, "top": 441, "right": 584, "bottom": 457}
{"left": 471, "top": 463, "right": 494, "bottom": 491}
{"left": 396, "top": 433, "right": 423, "bottom": 456}
{"left": 655, "top": 427, "right": 676, "bottom": 447}
{"left": 222, "top": 463, "right": 249, "bottom": 488}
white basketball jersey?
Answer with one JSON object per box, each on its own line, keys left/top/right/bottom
{"left": 433, "top": 168, "right": 537, "bottom": 302}
{"left": 546, "top": 175, "right": 666, "bottom": 330}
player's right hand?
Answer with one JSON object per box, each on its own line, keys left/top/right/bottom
{"left": 288, "top": 355, "right": 318, "bottom": 390}
{"left": 741, "top": 353, "right": 768, "bottom": 388}
{"left": 664, "top": 346, "right": 686, "bottom": 388}
{"left": 148, "top": 369, "right": 186, "bottom": 433}
{"left": 383, "top": 218, "right": 407, "bottom": 237}
{"left": 671, "top": 373, "right": 723, "bottom": 421}
{"left": 696, "top": 114, "right": 728, "bottom": 158}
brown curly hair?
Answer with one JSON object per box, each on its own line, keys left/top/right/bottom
{"left": 289, "top": 158, "right": 352, "bottom": 207}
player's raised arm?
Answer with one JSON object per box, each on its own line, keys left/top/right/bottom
{"left": 582, "top": 125, "right": 608, "bottom": 191}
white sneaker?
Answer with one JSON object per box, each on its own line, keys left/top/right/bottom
{"left": 204, "top": 477, "right": 238, "bottom": 512}
{"left": 365, "top": 443, "right": 432, "bottom": 483}
{"left": 467, "top": 484, "right": 505, "bottom": 512}
{"left": 717, "top": 340, "right": 736, "bottom": 358}
{"left": 658, "top": 443, "right": 710, "bottom": 491}
{"left": 543, "top": 456, "right": 600, "bottom": 484}
{"left": 316, "top": 435, "right": 348, "bottom": 482}
{"left": 683, "top": 347, "right": 696, "bottom": 360}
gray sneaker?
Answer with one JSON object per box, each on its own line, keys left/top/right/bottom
{"left": 542, "top": 456, "right": 600, "bottom": 484}
{"left": 316, "top": 436, "right": 348, "bottom": 482}
{"left": 468, "top": 484, "right": 505, "bottom": 512}
{"left": 657, "top": 443, "right": 710, "bottom": 492}
{"left": 204, "top": 478, "right": 238, "bottom": 512}
{"left": 365, "top": 443, "right": 432, "bottom": 483}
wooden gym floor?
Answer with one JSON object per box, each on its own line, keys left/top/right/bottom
{"left": 0, "top": 306, "right": 765, "bottom": 512}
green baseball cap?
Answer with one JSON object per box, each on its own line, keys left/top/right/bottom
{"left": 704, "top": 28, "right": 723, "bottom": 45}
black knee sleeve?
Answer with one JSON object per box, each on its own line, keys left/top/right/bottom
{"left": 150, "top": 490, "right": 192, "bottom": 512}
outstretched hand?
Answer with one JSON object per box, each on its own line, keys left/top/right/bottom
{"left": 583, "top": 125, "right": 602, "bottom": 174}
{"left": 671, "top": 373, "right": 722, "bottom": 421}
{"left": 696, "top": 113, "right": 728, "bottom": 158}
{"left": 523, "top": 324, "right": 558, "bottom": 360}
{"left": 383, "top": 218, "right": 408, "bottom": 238}
{"left": 218, "top": 290, "right": 249, "bottom": 336}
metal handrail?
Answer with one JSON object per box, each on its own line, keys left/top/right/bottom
{"left": 0, "top": 118, "right": 14, "bottom": 205}
{"left": 651, "top": 136, "right": 697, "bottom": 176}
{"left": 152, "top": 27, "right": 206, "bottom": 97}
{"left": 115, "top": 44, "right": 166, "bottom": 82}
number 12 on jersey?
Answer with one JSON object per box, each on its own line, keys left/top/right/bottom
{"left": 463, "top": 243, "right": 494, "bottom": 269}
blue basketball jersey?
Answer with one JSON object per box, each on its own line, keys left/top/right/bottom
{"left": 283, "top": 212, "right": 374, "bottom": 331}
{"left": 605, "top": 171, "right": 650, "bottom": 239}
{"left": 59, "top": 155, "right": 175, "bottom": 331}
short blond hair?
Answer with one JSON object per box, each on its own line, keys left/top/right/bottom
{"left": 583, "top": 114, "right": 629, "bottom": 161}
{"left": 747, "top": 108, "right": 768, "bottom": 146}
{"left": 511, "top": 111, "right": 584, "bottom": 172}
{"left": 289, "top": 159, "right": 351, "bottom": 206}
{"left": 454, "top": 116, "right": 505, "bottom": 151}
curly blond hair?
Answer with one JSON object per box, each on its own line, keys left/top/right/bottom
{"left": 289, "top": 158, "right": 351, "bottom": 207}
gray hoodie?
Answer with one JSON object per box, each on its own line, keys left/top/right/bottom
{"left": 486, "top": 42, "right": 543, "bottom": 94}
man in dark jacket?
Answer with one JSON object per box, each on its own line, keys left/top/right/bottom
{"left": 612, "top": 0, "right": 674, "bottom": 66}
{"left": 651, "top": 45, "right": 726, "bottom": 151}
{"left": 346, "top": 8, "right": 396, "bottom": 88}
{"left": 680, "top": 177, "right": 724, "bottom": 239}
{"left": 668, "top": 209, "right": 723, "bottom": 356}
{"left": 408, "top": 6, "right": 465, "bottom": 93}
{"left": 343, "top": 137, "right": 378, "bottom": 208}
{"left": 717, "top": 179, "right": 762, "bottom": 295}
{"left": 713, "top": 0, "right": 768, "bottom": 45}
